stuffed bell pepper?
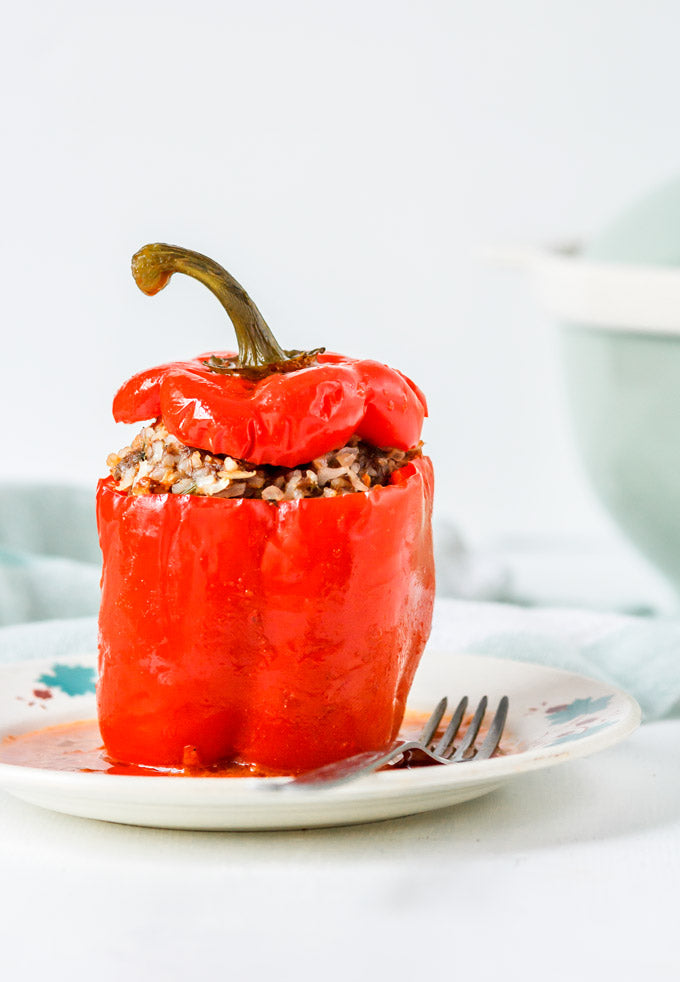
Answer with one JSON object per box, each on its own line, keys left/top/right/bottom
{"left": 97, "top": 244, "right": 435, "bottom": 773}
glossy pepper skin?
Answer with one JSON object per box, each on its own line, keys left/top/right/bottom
{"left": 113, "top": 350, "right": 427, "bottom": 468}
{"left": 96, "top": 457, "right": 435, "bottom": 772}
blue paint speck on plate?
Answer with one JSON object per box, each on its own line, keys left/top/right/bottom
{"left": 546, "top": 695, "right": 612, "bottom": 726}
{"left": 548, "top": 721, "right": 615, "bottom": 746}
{"left": 37, "top": 664, "right": 97, "bottom": 697}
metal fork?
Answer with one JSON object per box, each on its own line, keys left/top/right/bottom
{"left": 284, "top": 694, "right": 509, "bottom": 789}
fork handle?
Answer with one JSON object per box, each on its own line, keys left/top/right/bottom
{"left": 278, "top": 741, "right": 420, "bottom": 790}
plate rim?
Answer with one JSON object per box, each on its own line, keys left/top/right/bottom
{"left": 0, "top": 650, "right": 642, "bottom": 799}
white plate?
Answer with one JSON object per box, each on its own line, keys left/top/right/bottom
{"left": 0, "top": 650, "right": 640, "bottom": 830}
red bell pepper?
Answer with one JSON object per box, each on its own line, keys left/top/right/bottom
{"left": 96, "top": 244, "right": 435, "bottom": 772}
{"left": 97, "top": 457, "right": 434, "bottom": 771}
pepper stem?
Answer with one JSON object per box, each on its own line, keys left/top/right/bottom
{"left": 132, "top": 244, "right": 320, "bottom": 374}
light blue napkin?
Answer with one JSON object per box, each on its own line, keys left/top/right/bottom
{"left": 1, "top": 484, "right": 678, "bottom": 720}
{"left": 429, "top": 598, "right": 680, "bottom": 721}
{"left": 0, "top": 483, "right": 101, "bottom": 624}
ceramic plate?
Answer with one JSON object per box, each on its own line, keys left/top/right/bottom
{"left": 0, "top": 650, "right": 640, "bottom": 830}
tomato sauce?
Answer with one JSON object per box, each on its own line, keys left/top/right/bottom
{"left": 0, "top": 710, "right": 439, "bottom": 778}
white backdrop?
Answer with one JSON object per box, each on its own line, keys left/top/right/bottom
{"left": 2, "top": 1, "right": 680, "bottom": 555}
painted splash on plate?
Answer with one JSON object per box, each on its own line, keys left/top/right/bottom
{"left": 544, "top": 695, "right": 615, "bottom": 747}
{"left": 546, "top": 696, "right": 612, "bottom": 725}
{"left": 36, "top": 664, "right": 97, "bottom": 697}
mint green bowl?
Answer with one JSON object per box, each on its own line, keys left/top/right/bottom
{"left": 560, "top": 325, "right": 680, "bottom": 593}
{"left": 500, "top": 178, "right": 680, "bottom": 594}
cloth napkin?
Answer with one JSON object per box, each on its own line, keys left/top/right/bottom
{"left": 1, "top": 483, "right": 679, "bottom": 721}
{"left": 429, "top": 598, "right": 680, "bottom": 721}
{"left": 0, "top": 483, "right": 101, "bottom": 625}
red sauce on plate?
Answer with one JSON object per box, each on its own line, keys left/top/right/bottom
{"left": 0, "top": 711, "right": 438, "bottom": 778}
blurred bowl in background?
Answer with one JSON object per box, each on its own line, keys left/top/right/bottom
{"left": 560, "top": 324, "right": 680, "bottom": 596}
{"left": 490, "top": 178, "right": 680, "bottom": 595}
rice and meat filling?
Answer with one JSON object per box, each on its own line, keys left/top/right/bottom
{"left": 107, "top": 422, "right": 421, "bottom": 501}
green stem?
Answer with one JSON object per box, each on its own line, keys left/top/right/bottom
{"left": 132, "top": 243, "right": 318, "bottom": 374}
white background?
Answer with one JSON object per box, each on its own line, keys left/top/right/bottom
{"left": 2, "top": 1, "right": 680, "bottom": 552}
{"left": 1, "top": 10, "right": 679, "bottom": 975}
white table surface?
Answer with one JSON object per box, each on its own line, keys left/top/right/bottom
{"left": 1, "top": 718, "right": 678, "bottom": 982}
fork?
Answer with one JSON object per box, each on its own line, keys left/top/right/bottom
{"left": 284, "top": 694, "right": 509, "bottom": 789}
